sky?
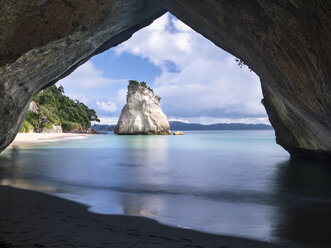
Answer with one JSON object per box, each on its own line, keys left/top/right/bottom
{"left": 57, "top": 13, "right": 269, "bottom": 125}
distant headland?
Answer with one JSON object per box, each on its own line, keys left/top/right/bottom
{"left": 93, "top": 121, "right": 273, "bottom": 132}
{"left": 19, "top": 85, "right": 100, "bottom": 134}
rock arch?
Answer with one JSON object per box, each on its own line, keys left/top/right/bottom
{"left": 0, "top": 0, "right": 330, "bottom": 159}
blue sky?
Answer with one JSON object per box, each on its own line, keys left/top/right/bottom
{"left": 57, "top": 13, "right": 268, "bottom": 125}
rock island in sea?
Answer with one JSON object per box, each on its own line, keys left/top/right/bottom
{"left": 115, "top": 80, "right": 171, "bottom": 135}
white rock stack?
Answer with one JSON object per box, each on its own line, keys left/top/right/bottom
{"left": 115, "top": 81, "right": 171, "bottom": 135}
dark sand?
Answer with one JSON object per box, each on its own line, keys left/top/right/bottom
{"left": 0, "top": 186, "right": 325, "bottom": 248}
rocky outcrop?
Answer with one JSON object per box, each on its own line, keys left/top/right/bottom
{"left": 86, "top": 128, "right": 97, "bottom": 134}
{"left": 40, "top": 125, "right": 62, "bottom": 134}
{"left": 115, "top": 82, "right": 171, "bottom": 135}
{"left": 86, "top": 128, "right": 105, "bottom": 134}
{"left": 28, "top": 101, "right": 38, "bottom": 114}
{"left": 173, "top": 131, "right": 184, "bottom": 135}
{"left": 0, "top": 1, "right": 330, "bottom": 159}
{"left": 61, "top": 122, "right": 83, "bottom": 133}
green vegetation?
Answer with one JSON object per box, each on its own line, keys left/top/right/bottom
{"left": 20, "top": 85, "right": 99, "bottom": 133}
{"left": 61, "top": 121, "right": 83, "bottom": 133}
{"left": 129, "top": 80, "right": 154, "bottom": 93}
{"left": 235, "top": 58, "right": 252, "bottom": 71}
{"left": 20, "top": 120, "right": 34, "bottom": 133}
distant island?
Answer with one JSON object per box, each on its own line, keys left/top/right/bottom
{"left": 20, "top": 85, "right": 100, "bottom": 133}
{"left": 93, "top": 121, "right": 273, "bottom": 131}
{"left": 169, "top": 121, "right": 273, "bottom": 130}
{"left": 92, "top": 124, "right": 116, "bottom": 132}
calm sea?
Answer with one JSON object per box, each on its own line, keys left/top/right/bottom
{"left": 1, "top": 130, "right": 330, "bottom": 246}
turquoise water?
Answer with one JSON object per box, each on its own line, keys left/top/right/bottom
{"left": 1, "top": 130, "right": 331, "bottom": 246}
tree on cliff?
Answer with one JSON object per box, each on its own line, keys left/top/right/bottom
{"left": 20, "top": 85, "right": 100, "bottom": 133}
{"left": 129, "top": 80, "right": 154, "bottom": 93}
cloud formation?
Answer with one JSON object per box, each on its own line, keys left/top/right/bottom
{"left": 96, "top": 101, "right": 117, "bottom": 113}
{"left": 57, "top": 61, "right": 124, "bottom": 118}
{"left": 96, "top": 117, "right": 119, "bottom": 125}
{"left": 114, "top": 13, "right": 268, "bottom": 124}
{"left": 58, "top": 61, "right": 121, "bottom": 89}
{"left": 58, "top": 13, "right": 269, "bottom": 125}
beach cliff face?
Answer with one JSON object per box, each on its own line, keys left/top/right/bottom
{"left": 115, "top": 82, "right": 171, "bottom": 135}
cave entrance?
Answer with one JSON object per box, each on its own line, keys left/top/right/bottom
{"left": 57, "top": 13, "right": 270, "bottom": 129}
{"left": 0, "top": 1, "right": 330, "bottom": 246}
{"left": 2, "top": 12, "right": 298, "bottom": 243}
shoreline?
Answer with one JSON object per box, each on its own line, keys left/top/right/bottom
{"left": 8, "top": 132, "right": 90, "bottom": 147}
{"left": 0, "top": 186, "right": 322, "bottom": 248}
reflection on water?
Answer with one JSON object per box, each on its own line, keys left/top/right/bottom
{"left": 274, "top": 159, "right": 331, "bottom": 245}
{"left": 0, "top": 131, "right": 330, "bottom": 246}
{"left": 0, "top": 147, "right": 61, "bottom": 193}
{"left": 123, "top": 136, "right": 170, "bottom": 186}
{"left": 120, "top": 136, "right": 168, "bottom": 218}
{"left": 10, "top": 145, "right": 20, "bottom": 159}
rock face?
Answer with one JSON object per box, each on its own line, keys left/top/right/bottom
{"left": 173, "top": 131, "right": 184, "bottom": 135}
{"left": 160, "top": 1, "right": 331, "bottom": 159}
{"left": 0, "top": 1, "right": 330, "bottom": 159}
{"left": 115, "top": 82, "right": 171, "bottom": 135}
{"left": 40, "top": 125, "right": 62, "bottom": 134}
{"left": 27, "top": 101, "right": 38, "bottom": 114}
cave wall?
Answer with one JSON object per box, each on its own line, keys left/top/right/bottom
{"left": 0, "top": 0, "right": 330, "bottom": 159}
{"left": 161, "top": 0, "right": 331, "bottom": 159}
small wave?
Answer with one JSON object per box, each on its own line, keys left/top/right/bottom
{"left": 26, "top": 176, "right": 331, "bottom": 207}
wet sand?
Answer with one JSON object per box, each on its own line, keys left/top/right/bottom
{"left": 0, "top": 186, "right": 325, "bottom": 248}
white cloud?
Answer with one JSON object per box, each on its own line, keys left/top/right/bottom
{"left": 168, "top": 117, "right": 190, "bottom": 123}
{"left": 57, "top": 61, "right": 121, "bottom": 89}
{"left": 95, "top": 117, "right": 119, "bottom": 125}
{"left": 114, "top": 14, "right": 196, "bottom": 70}
{"left": 114, "top": 13, "right": 267, "bottom": 124}
{"left": 96, "top": 101, "right": 117, "bottom": 113}
{"left": 64, "top": 93, "right": 93, "bottom": 105}
{"left": 115, "top": 89, "right": 127, "bottom": 108}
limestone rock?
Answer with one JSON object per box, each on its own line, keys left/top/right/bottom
{"left": 28, "top": 101, "right": 38, "bottom": 114}
{"left": 86, "top": 127, "right": 103, "bottom": 134}
{"left": 40, "top": 125, "right": 62, "bottom": 133}
{"left": 115, "top": 82, "right": 171, "bottom": 135}
{"left": 173, "top": 131, "right": 184, "bottom": 135}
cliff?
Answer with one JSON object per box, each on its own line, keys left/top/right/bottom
{"left": 115, "top": 81, "right": 171, "bottom": 135}
{"left": 19, "top": 85, "right": 98, "bottom": 133}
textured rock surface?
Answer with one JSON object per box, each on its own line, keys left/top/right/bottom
{"left": 160, "top": 0, "right": 331, "bottom": 159}
{"left": 0, "top": 0, "right": 330, "bottom": 158}
{"left": 27, "top": 101, "right": 38, "bottom": 114}
{"left": 40, "top": 124, "right": 62, "bottom": 134}
{"left": 173, "top": 131, "right": 184, "bottom": 135}
{"left": 115, "top": 82, "right": 171, "bottom": 135}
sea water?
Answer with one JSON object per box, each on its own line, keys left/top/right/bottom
{"left": 0, "top": 130, "right": 330, "bottom": 246}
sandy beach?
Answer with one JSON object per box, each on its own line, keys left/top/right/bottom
{"left": 0, "top": 186, "right": 325, "bottom": 248}
{"left": 8, "top": 133, "right": 89, "bottom": 147}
